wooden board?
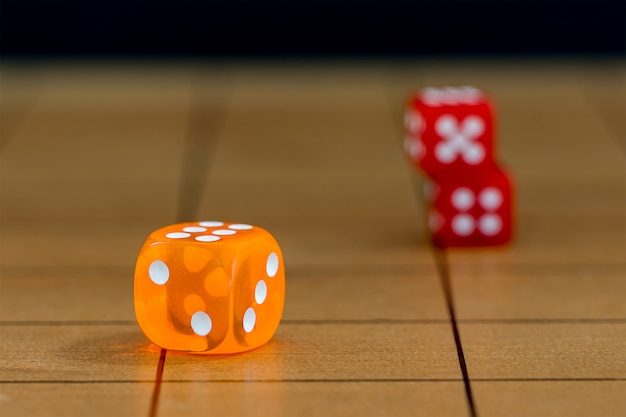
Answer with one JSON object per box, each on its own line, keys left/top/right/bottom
{"left": 0, "top": 60, "right": 624, "bottom": 417}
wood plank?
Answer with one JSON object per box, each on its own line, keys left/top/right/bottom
{"left": 0, "top": 325, "right": 157, "bottom": 382}
{"left": 0, "top": 383, "right": 153, "bottom": 417}
{"left": 0, "top": 265, "right": 446, "bottom": 321}
{"left": 158, "top": 381, "right": 468, "bottom": 417}
{"left": 451, "top": 263, "right": 626, "bottom": 320}
{"left": 0, "top": 324, "right": 462, "bottom": 382}
{"left": 0, "top": 266, "right": 134, "bottom": 321}
{"left": 460, "top": 323, "right": 626, "bottom": 379}
{"left": 473, "top": 381, "right": 626, "bottom": 417}
{"left": 283, "top": 265, "right": 447, "bottom": 321}
{"left": 163, "top": 324, "right": 461, "bottom": 381}
{"left": 0, "top": 233, "right": 150, "bottom": 267}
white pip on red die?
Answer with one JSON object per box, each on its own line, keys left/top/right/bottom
{"left": 134, "top": 221, "right": 285, "bottom": 354}
{"left": 427, "top": 168, "right": 514, "bottom": 248}
{"left": 405, "top": 86, "right": 497, "bottom": 180}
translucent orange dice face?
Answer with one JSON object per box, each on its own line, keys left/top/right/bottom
{"left": 134, "top": 221, "right": 285, "bottom": 354}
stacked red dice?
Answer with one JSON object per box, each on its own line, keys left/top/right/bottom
{"left": 405, "top": 86, "right": 514, "bottom": 248}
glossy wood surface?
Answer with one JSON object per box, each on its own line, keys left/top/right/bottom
{"left": 1, "top": 60, "right": 624, "bottom": 417}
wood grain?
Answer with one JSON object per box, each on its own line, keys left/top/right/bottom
{"left": 460, "top": 323, "right": 626, "bottom": 379}
{"left": 0, "top": 383, "right": 154, "bottom": 417}
{"left": 473, "top": 381, "right": 626, "bottom": 417}
{"left": 158, "top": 381, "right": 469, "bottom": 417}
{"left": 0, "top": 325, "right": 156, "bottom": 382}
{"left": 0, "top": 60, "right": 624, "bottom": 417}
{"left": 451, "top": 263, "right": 626, "bottom": 320}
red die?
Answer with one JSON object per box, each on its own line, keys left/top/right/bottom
{"left": 405, "top": 86, "right": 497, "bottom": 180}
{"left": 427, "top": 167, "right": 514, "bottom": 248}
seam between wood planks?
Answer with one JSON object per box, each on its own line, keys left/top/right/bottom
{"left": 148, "top": 349, "right": 166, "bottom": 417}
{"left": 433, "top": 248, "right": 479, "bottom": 417}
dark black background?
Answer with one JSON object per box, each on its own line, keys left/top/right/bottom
{"left": 1, "top": 1, "right": 624, "bottom": 58}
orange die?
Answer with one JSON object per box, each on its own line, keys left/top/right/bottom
{"left": 134, "top": 221, "right": 285, "bottom": 354}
